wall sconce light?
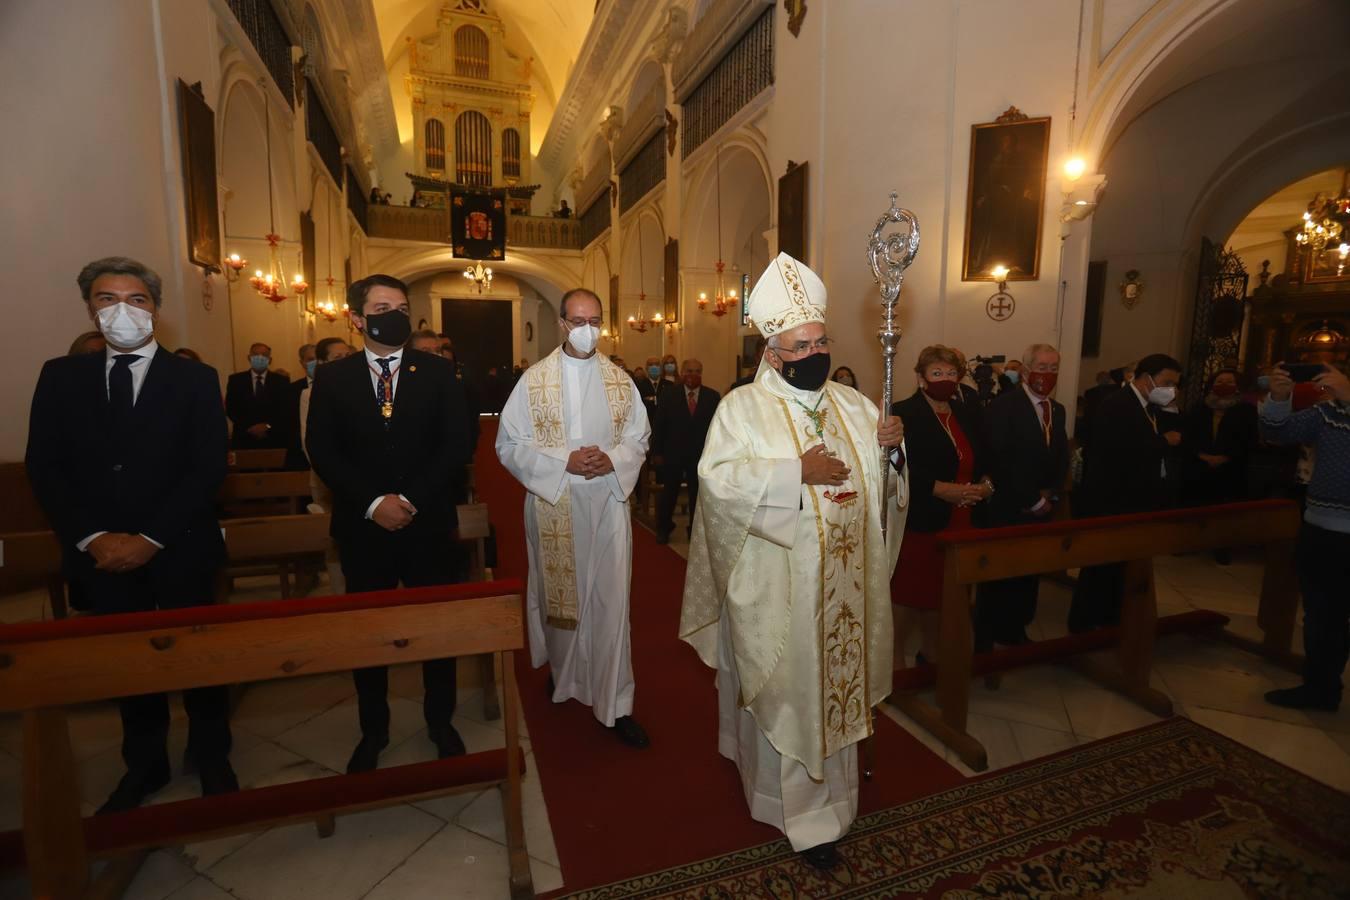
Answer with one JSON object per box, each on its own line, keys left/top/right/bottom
{"left": 1063, "top": 157, "right": 1086, "bottom": 181}
{"left": 223, "top": 252, "right": 248, "bottom": 283}
{"left": 986, "top": 264, "right": 1015, "bottom": 322}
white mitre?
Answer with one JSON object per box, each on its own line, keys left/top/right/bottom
{"left": 747, "top": 252, "right": 827, "bottom": 337}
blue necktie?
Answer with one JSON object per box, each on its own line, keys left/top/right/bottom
{"left": 375, "top": 357, "right": 394, "bottom": 427}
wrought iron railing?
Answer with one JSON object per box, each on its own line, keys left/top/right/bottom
{"left": 680, "top": 5, "right": 773, "bottom": 157}
{"left": 366, "top": 207, "right": 580, "bottom": 250}
{"left": 619, "top": 130, "right": 666, "bottom": 213}
{"left": 615, "top": 79, "right": 666, "bottom": 169}
{"left": 346, "top": 165, "right": 368, "bottom": 233}
{"left": 579, "top": 195, "right": 610, "bottom": 248}
{"left": 226, "top": 0, "right": 295, "bottom": 108}
{"left": 305, "top": 79, "right": 343, "bottom": 186}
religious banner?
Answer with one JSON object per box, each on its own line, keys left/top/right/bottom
{"left": 962, "top": 107, "right": 1050, "bottom": 282}
{"left": 451, "top": 186, "right": 506, "bottom": 260}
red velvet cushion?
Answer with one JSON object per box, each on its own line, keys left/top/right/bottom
{"left": 0, "top": 748, "right": 527, "bottom": 871}
{"left": 0, "top": 579, "right": 524, "bottom": 645}
{"left": 937, "top": 499, "right": 1295, "bottom": 545}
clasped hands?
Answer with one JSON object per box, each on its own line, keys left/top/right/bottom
{"left": 88, "top": 533, "right": 159, "bottom": 572}
{"left": 372, "top": 494, "right": 418, "bottom": 531}
{"left": 566, "top": 445, "right": 615, "bottom": 479}
{"left": 934, "top": 480, "right": 992, "bottom": 508}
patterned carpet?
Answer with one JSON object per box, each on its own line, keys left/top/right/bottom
{"left": 556, "top": 718, "right": 1350, "bottom": 899}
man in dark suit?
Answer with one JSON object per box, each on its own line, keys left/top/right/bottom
{"left": 651, "top": 359, "right": 720, "bottom": 544}
{"left": 634, "top": 356, "right": 662, "bottom": 419}
{"left": 306, "top": 274, "right": 474, "bottom": 773}
{"left": 26, "top": 256, "right": 236, "bottom": 813}
{"left": 975, "top": 344, "right": 1070, "bottom": 649}
{"left": 729, "top": 338, "right": 766, "bottom": 392}
{"left": 284, "top": 343, "right": 317, "bottom": 468}
{"left": 1068, "top": 353, "right": 1183, "bottom": 633}
{"left": 225, "top": 341, "right": 292, "bottom": 449}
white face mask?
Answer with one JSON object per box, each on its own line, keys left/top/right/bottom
{"left": 1147, "top": 384, "right": 1176, "bottom": 406}
{"left": 96, "top": 303, "right": 155, "bottom": 349}
{"left": 566, "top": 323, "right": 599, "bottom": 355}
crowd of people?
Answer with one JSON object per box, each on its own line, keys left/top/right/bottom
{"left": 21, "top": 252, "right": 1349, "bottom": 872}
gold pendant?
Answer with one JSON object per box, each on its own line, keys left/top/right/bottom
{"left": 381, "top": 401, "right": 393, "bottom": 419}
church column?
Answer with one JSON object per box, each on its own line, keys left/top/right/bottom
{"left": 1054, "top": 172, "right": 1107, "bottom": 434}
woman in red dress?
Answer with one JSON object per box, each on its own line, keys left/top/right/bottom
{"left": 891, "top": 345, "right": 993, "bottom": 664}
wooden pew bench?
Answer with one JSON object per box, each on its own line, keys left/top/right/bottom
{"left": 0, "top": 579, "right": 533, "bottom": 900}
{"left": 889, "top": 499, "right": 1302, "bottom": 771}
{"left": 218, "top": 471, "right": 313, "bottom": 518}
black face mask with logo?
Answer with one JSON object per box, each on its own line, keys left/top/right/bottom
{"left": 364, "top": 309, "right": 411, "bottom": 346}
{"left": 779, "top": 351, "right": 831, "bottom": 391}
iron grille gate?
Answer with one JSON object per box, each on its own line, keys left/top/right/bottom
{"left": 1185, "top": 236, "right": 1248, "bottom": 407}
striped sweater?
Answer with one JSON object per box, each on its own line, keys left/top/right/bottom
{"left": 1260, "top": 397, "right": 1350, "bottom": 533}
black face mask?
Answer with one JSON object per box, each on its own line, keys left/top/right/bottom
{"left": 778, "top": 351, "right": 831, "bottom": 391}
{"left": 364, "top": 309, "right": 411, "bottom": 346}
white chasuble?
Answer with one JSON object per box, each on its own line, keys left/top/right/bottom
{"left": 679, "top": 363, "right": 908, "bottom": 846}
{"left": 496, "top": 348, "right": 650, "bottom": 725}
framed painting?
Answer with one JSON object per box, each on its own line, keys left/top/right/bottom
{"left": 962, "top": 108, "right": 1050, "bottom": 281}
{"left": 177, "top": 79, "right": 221, "bottom": 271}
{"left": 778, "top": 160, "right": 808, "bottom": 263}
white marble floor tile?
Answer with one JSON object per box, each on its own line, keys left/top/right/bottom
{"left": 1008, "top": 721, "right": 1082, "bottom": 762}
{"left": 206, "top": 804, "right": 443, "bottom": 900}
{"left": 231, "top": 673, "right": 356, "bottom": 740}
{"left": 943, "top": 712, "right": 1022, "bottom": 776}
{"left": 1186, "top": 707, "right": 1350, "bottom": 793}
{"left": 363, "top": 821, "right": 563, "bottom": 900}
{"left": 0, "top": 701, "right": 129, "bottom": 764}
{"left": 1060, "top": 676, "right": 1166, "bottom": 740}
{"left": 966, "top": 667, "right": 1072, "bottom": 732}
{"left": 163, "top": 876, "right": 236, "bottom": 900}
{"left": 877, "top": 702, "right": 960, "bottom": 769}
{"left": 380, "top": 716, "right": 508, "bottom": 770}
{"left": 1154, "top": 659, "right": 1313, "bottom": 726}
{"left": 274, "top": 695, "right": 424, "bottom": 774}
{"left": 455, "top": 752, "right": 560, "bottom": 869}
{"left": 123, "top": 850, "right": 199, "bottom": 900}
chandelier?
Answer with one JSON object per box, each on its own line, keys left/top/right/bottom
{"left": 627, "top": 223, "right": 663, "bottom": 332}
{"left": 314, "top": 187, "right": 343, "bottom": 322}
{"left": 1294, "top": 172, "right": 1350, "bottom": 252}
{"left": 246, "top": 84, "right": 304, "bottom": 305}
{"left": 698, "top": 144, "right": 735, "bottom": 318}
{"left": 463, "top": 261, "right": 493, "bottom": 293}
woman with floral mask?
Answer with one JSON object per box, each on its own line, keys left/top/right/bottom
{"left": 889, "top": 345, "right": 993, "bottom": 665}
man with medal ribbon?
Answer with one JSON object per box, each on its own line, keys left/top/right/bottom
{"left": 679, "top": 252, "right": 908, "bottom": 870}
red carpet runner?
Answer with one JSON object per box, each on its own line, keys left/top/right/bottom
{"left": 473, "top": 420, "right": 963, "bottom": 893}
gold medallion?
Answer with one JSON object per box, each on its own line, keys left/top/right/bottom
{"left": 381, "top": 401, "right": 393, "bottom": 419}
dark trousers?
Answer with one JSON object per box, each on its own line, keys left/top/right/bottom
{"left": 83, "top": 561, "right": 231, "bottom": 770}
{"left": 339, "top": 533, "right": 459, "bottom": 738}
{"left": 975, "top": 575, "right": 1038, "bottom": 647}
{"left": 656, "top": 456, "right": 700, "bottom": 536}
{"left": 1067, "top": 563, "right": 1124, "bottom": 634}
{"left": 1298, "top": 522, "right": 1350, "bottom": 699}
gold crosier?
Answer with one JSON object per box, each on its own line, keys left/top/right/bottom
{"left": 526, "top": 350, "right": 633, "bottom": 629}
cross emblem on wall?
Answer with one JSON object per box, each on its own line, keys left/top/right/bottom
{"left": 986, "top": 291, "right": 1015, "bottom": 321}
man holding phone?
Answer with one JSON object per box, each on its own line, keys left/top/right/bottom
{"left": 1260, "top": 362, "right": 1350, "bottom": 712}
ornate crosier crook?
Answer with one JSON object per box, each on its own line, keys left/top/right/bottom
{"left": 868, "top": 192, "right": 920, "bottom": 539}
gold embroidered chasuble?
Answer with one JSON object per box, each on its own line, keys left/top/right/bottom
{"left": 517, "top": 347, "right": 637, "bottom": 629}
{"left": 680, "top": 364, "right": 908, "bottom": 780}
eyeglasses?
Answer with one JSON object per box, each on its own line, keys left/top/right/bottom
{"left": 565, "top": 317, "right": 604, "bottom": 328}
{"left": 776, "top": 337, "right": 833, "bottom": 356}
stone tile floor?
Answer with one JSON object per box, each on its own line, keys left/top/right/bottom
{"left": 1, "top": 540, "right": 1346, "bottom": 899}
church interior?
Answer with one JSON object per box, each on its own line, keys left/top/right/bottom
{"left": 2, "top": 0, "right": 1349, "bottom": 897}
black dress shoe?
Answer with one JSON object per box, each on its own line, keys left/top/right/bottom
{"left": 198, "top": 758, "right": 240, "bottom": 796}
{"left": 429, "top": 725, "right": 467, "bottom": 758}
{"left": 800, "top": 841, "right": 841, "bottom": 870}
{"left": 97, "top": 763, "right": 170, "bottom": 815}
{"left": 612, "top": 716, "right": 650, "bottom": 748}
{"left": 1265, "top": 685, "right": 1340, "bottom": 712}
{"left": 345, "top": 734, "right": 389, "bottom": 773}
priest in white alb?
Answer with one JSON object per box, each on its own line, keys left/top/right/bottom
{"left": 496, "top": 287, "right": 653, "bottom": 748}
{"left": 680, "top": 253, "right": 909, "bottom": 869}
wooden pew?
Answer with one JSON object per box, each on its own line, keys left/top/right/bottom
{"left": 0, "top": 580, "right": 533, "bottom": 900}
{"left": 226, "top": 448, "right": 289, "bottom": 472}
{"left": 0, "top": 464, "right": 49, "bottom": 534}
{"left": 457, "top": 503, "right": 501, "bottom": 721}
{"left": 218, "top": 471, "right": 313, "bottom": 517}
{"left": 222, "top": 514, "right": 331, "bottom": 599}
{"left": 0, "top": 531, "right": 66, "bottom": 620}
{"left": 890, "top": 499, "right": 1302, "bottom": 771}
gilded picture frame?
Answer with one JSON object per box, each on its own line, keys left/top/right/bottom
{"left": 177, "top": 79, "right": 222, "bottom": 271}
{"left": 962, "top": 109, "right": 1050, "bottom": 282}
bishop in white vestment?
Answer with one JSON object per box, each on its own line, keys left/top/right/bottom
{"left": 680, "top": 253, "right": 908, "bottom": 868}
{"left": 496, "top": 288, "right": 653, "bottom": 747}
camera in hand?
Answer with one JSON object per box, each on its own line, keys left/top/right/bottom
{"left": 1282, "top": 363, "right": 1326, "bottom": 383}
